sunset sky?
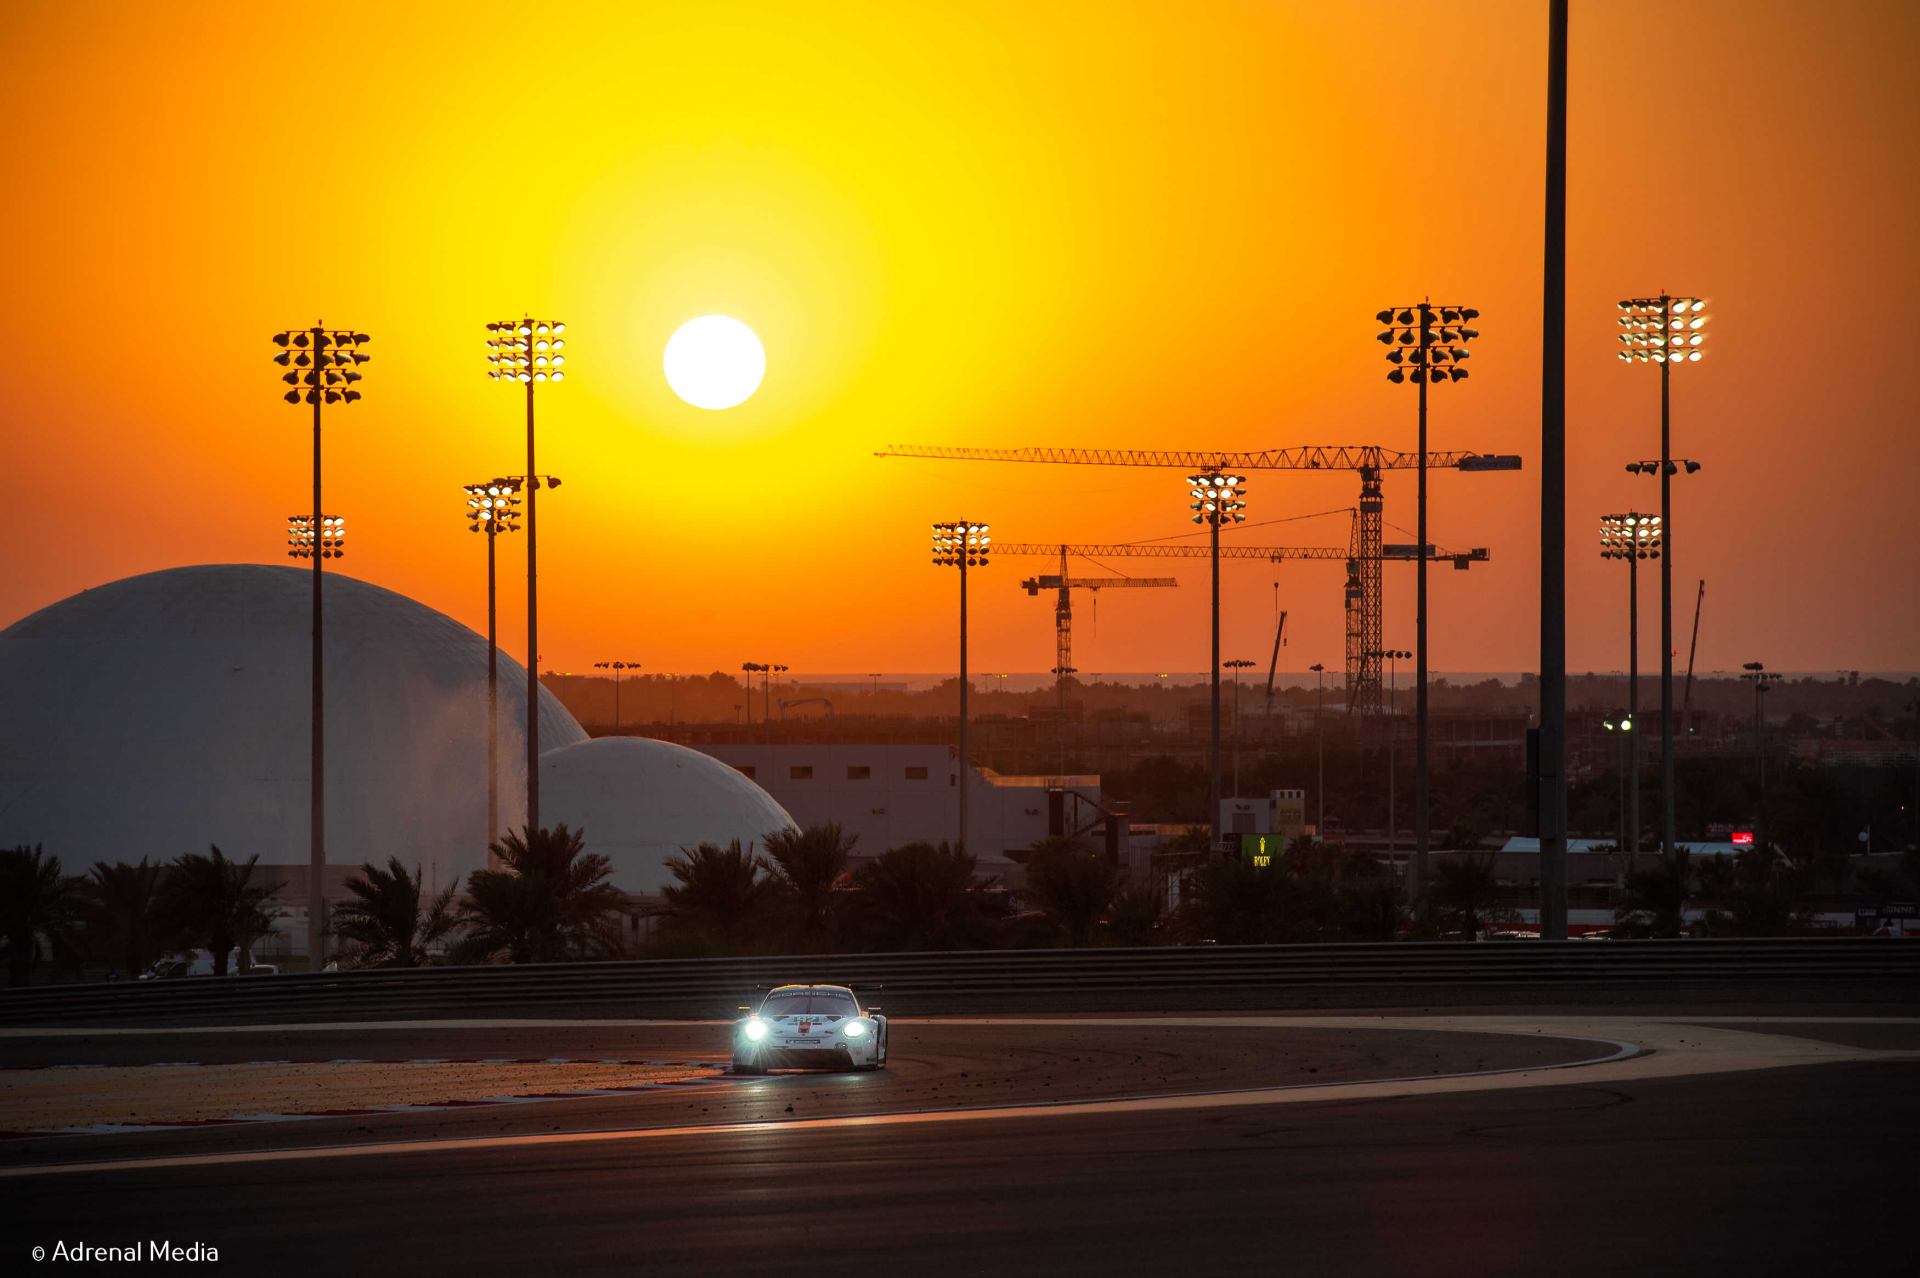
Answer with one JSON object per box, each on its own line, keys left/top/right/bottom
{"left": 2, "top": 1, "right": 1915, "bottom": 683}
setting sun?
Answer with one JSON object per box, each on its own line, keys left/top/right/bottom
{"left": 662, "top": 315, "right": 766, "bottom": 410}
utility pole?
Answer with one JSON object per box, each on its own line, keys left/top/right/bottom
{"left": 1538, "top": 0, "right": 1570, "bottom": 941}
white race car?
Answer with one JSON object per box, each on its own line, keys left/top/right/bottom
{"left": 733, "top": 984, "right": 888, "bottom": 1074}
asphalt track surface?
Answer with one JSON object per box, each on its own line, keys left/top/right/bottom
{"left": 6, "top": 1011, "right": 1918, "bottom": 1275}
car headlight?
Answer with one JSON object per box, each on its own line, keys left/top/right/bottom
{"left": 843, "top": 1021, "right": 865, "bottom": 1037}
{"left": 744, "top": 1019, "right": 768, "bottom": 1041}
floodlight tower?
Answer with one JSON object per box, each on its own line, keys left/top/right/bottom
{"left": 1616, "top": 294, "right": 1708, "bottom": 862}
{"left": 932, "top": 520, "right": 991, "bottom": 852}
{"left": 1367, "top": 648, "right": 1412, "bottom": 860}
{"left": 1742, "top": 662, "right": 1783, "bottom": 794}
{"left": 464, "top": 480, "right": 521, "bottom": 848}
{"left": 485, "top": 316, "right": 567, "bottom": 832}
{"left": 1599, "top": 511, "right": 1659, "bottom": 871}
{"left": 271, "top": 323, "right": 369, "bottom": 970}
{"left": 1375, "top": 302, "right": 1480, "bottom": 898}
{"left": 1224, "top": 658, "right": 1256, "bottom": 797}
{"left": 594, "top": 662, "right": 644, "bottom": 733}
{"left": 1188, "top": 471, "right": 1247, "bottom": 848}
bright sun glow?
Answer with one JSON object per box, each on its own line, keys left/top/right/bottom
{"left": 663, "top": 316, "right": 766, "bottom": 410}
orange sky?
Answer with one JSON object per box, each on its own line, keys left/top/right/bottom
{"left": 2, "top": 1, "right": 1916, "bottom": 682}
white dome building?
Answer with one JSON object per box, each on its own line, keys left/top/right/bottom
{"left": 539, "top": 736, "right": 799, "bottom": 896}
{"left": 0, "top": 564, "right": 585, "bottom": 889}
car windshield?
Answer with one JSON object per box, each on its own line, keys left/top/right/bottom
{"left": 760, "top": 990, "right": 859, "bottom": 1018}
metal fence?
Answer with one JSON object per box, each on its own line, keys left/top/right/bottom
{"left": 2, "top": 938, "right": 1914, "bottom": 1027}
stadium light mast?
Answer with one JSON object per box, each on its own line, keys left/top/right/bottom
{"left": 1375, "top": 301, "right": 1480, "bottom": 901}
{"left": 594, "top": 661, "right": 643, "bottom": 733}
{"left": 463, "top": 479, "right": 522, "bottom": 853}
{"left": 485, "top": 316, "right": 567, "bottom": 832}
{"left": 271, "top": 322, "right": 369, "bottom": 969}
{"left": 1188, "top": 472, "right": 1248, "bottom": 848}
{"left": 1617, "top": 292, "right": 1708, "bottom": 865}
{"left": 1599, "top": 511, "right": 1659, "bottom": 872}
{"left": 932, "top": 520, "right": 991, "bottom": 852}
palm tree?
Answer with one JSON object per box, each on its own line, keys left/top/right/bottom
{"left": 1620, "top": 849, "right": 1692, "bottom": 938}
{"left": 332, "top": 858, "right": 457, "bottom": 968}
{"left": 1176, "top": 855, "right": 1298, "bottom": 945}
{"left": 656, "top": 839, "right": 775, "bottom": 955}
{"left": 849, "top": 841, "right": 1005, "bottom": 951}
{"left": 1020, "top": 836, "right": 1115, "bottom": 947}
{"left": 0, "top": 845, "right": 87, "bottom": 987}
{"left": 1429, "top": 854, "right": 1500, "bottom": 941}
{"left": 1104, "top": 879, "right": 1162, "bottom": 947}
{"left": 762, "top": 823, "right": 857, "bottom": 953}
{"left": 456, "top": 824, "right": 623, "bottom": 964}
{"left": 152, "top": 846, "right": 281, "bottom": 975}
{"left": 83, "top": 859, "right": 171, "bottom": 979}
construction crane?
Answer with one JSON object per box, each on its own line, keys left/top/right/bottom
{"left": 880, "top": 445, "right": 1517, "bottom": 712}
{"left": 979, "top": 526, "right": 1490, "bottom": 712}
{"left": 1021, "top": 549, "right": 1177, "bottom": 716}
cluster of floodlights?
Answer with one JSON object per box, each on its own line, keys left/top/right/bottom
{"left": 485, "top": 319, "right": 567, "bottom": 383}
{"left": 1374, "top": 306, "right": 1480, "bottom": 384}
{"left": 931, "top": 521, "right": 991, "bottom": 567}
{"left": 1617, "top": 297, "right": 1708, "bottom": 364}
{"left": 463, "top": 479, "right": 522, "bottom": 534}
{"left": 1625, "top": 459, "right": 1702, "bottom": 477}
{"left": 286, "top": 515, "right": 345, "bottom": 559}
{"left": 272, "top": 330, "right": 370, "bottom": 405}
{"left": 1188, "top": 473, "right": 1248, "bottom": 525}
{"left": 1598, "top": 513, "right": 1661, "bottom": 560}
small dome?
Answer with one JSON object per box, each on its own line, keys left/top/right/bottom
{"left": 540, "top": 736, "right": 797, "bottom": 895}
{"left": 0, "top": 564, "right": 584, "bottom": 884}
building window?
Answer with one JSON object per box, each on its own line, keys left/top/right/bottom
{"left": 904, "top": 766, "right": 929, "bottom": 780}
{"left": 847, "top": 766, "right": 871, "bottom": 780}
{"left": 790, "top": 765, "right": 814, "bottom": 780}
{"left": 736, "top": 765, "right": 756, "bottom": 780}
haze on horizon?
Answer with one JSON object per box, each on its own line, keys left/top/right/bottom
{"left": 1, "top": 1, "right": 1914, "bottom": 680}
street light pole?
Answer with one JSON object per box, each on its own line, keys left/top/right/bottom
{"left": 464, "top": 478, "right": 523, "bottom": 856}
{"left": 485, "top": 316, "right": 567, "bottom": 833}
{"left": 1617, "top": 293, "right": 1708, "bottom": 865}
{"left": 1310, "top": 663, "right": 1326, "bottom": 837}
{"left": 1368, "top": 649, "right": 1412, "bottom": 863}
{"left": 1188, "top": 472, "right": 1248, "bottom": 848}
{"left": 1225, "top": 659, "right": 1255, "bottom": 798}
{"left": 272, "top": 323, "right": 368, "bottom": 970}
{"left": 1600, "top": 511, "right": 1658, "bottom": 871}
{"left": 1540, "top": 0, "right": 1569, "bottom": 942}
{"left": 1375, "top": 301, "right": 1479, "bottom": 900}
{"left": 594, "top": 661, "right": 642, "bottom": 733}
{"left": 1743, "top": 662, "right": 1782, "bottom": 795}
{"left": 933, "top": 521, "right": 991, "bottom": 852}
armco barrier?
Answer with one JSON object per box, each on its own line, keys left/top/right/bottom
{"left": 1, "top": 938, "right": 1915, "bottom": 1026}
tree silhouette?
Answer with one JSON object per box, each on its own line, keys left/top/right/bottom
{"left": 332, "top": 858, "right": 458, "bottom": 968}
{"left": 848, "top": 842, "right": 1005, "bottom": 951}
{"left": 152, "top": 846, "right": 281, "bottom": 975}
{"left": 656, "top": 839, "right": 775, "bottom": 955}
{"left": 0, "top": 845, "right": 87, "bottom": 987}
{"left": 1429, "top": 854, "right": 1499, "bottom": 941}
{"left": 83, "top": 859, "right": 172, "bottom": 979}
{"left": 457, "top": 824, "right": 623, "bottom": 964}
{"left": 1020, "top": 837, "right": 1115, "bottom": 947}
{"left": 762, "top": 823, "right": 856, "bottom": 953}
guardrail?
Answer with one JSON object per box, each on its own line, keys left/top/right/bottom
{"left": 2, "top": 938, "right": 1915, "bottom": 1026}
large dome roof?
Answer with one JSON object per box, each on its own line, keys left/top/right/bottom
{"left": 540, "top": 736, "right": 797, "bottom": 896}
{"left": 0, "top": 564, "right": 585, "bottom": 883}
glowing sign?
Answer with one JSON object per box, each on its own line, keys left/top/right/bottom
{"left": 1731, "top": 830, "right": 1754, "bottom": 847}
{"left": 1240, "top": 833, "right": 1285, "bottom": 867}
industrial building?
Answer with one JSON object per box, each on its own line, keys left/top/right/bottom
{"left": 687, "top": 742, "right": 1109, "bottom": 882}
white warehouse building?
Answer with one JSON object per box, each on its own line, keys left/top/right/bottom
{"left": 688, "top": 743, "right": 1110, "bottom": 883}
